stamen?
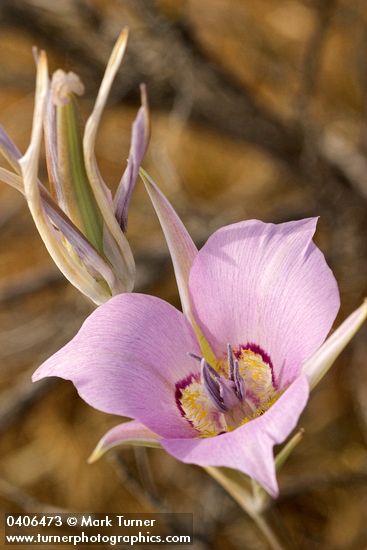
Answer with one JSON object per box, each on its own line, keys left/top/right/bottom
{"left": 179, "top": 343, "right": 278, "bottom": 436}
{"left": 233, "top": 359, "right": 245, "bottom": 400}
{"left": 204, "top": 360, "right": 220, "bottom": 379}
{"left": 218, "top": 378, "right": 240, "bottom": 409}
{"left": 201, "top": 359, "right": 227, "bottom": 412}
{"left": 227, "top": 343, "right": 235, "bottom": 380}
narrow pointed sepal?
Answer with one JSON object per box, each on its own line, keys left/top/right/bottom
{"left": 114, "top": 84, "right": 150, "bottom": 231}
{"left": 20, "top": 51, "right": 49, "bottom": 208}
{"left": 275, "top": 429, "right": 304, "bottom": 471}
{"left": 88, "top": 420, "right": 161, "bottom": 463}
{"left": 83, "top": 27, "right": 135, "bottom": 291}
{"left": 0, "top": 126, "right": 23, "bottom": 173}
{"left": 0, "top": 127, "right": 24, "bottom": 191}
{"left": 0, "top": 167, "right": 23, "bottom": 192}
{"left": 140, "top": 168, "right": 197, "bottom": 320}
{"left": 141, "top": 168, "right": 217, "bottom": 365}
{"left": 303, "top": 300, "right": 367, "bottom": 390}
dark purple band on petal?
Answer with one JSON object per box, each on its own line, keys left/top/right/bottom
{"left": 175, "top": 373, "right": 199, "bottom": 421}
{"left": 235, "top": 342, "right": 277, "bottom": 389}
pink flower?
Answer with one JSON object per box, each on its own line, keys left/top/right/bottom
{"left": 33, "top": 175, "right": 367, "bottom": 497}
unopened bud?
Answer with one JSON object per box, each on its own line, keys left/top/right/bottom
{"left": 51, "top": 70, "right": 85, "bottom": 106}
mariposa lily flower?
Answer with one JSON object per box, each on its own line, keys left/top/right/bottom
{"left": 32, "top": 173, "right": 367, "bottom": 497}
{"left": 0, "top": 29, "right": 149, "bottom": 304}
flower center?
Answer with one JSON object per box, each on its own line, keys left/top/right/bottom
{"left": 175, "top": 344, "right": 280, "bottom": 436}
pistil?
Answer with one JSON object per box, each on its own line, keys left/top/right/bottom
{"left": 179, "top": 344, "right": 278, "bottom": 436}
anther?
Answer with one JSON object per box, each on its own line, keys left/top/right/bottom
{"left": 227, "top": 343, "right": 235, "bottom": 380}
{"left": 201, "top": 359, "right": 227, "bottom": 412}
{"left": 233, "top": 359, "right": 245, "bottom": 400}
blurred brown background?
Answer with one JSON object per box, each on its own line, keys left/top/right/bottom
{"left": 0, "top": 0, "right": 367, "bottom": 548}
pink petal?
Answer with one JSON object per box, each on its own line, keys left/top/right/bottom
{"left": 88, "top": 420, "right": 160, "bottom": 463}
{"left": 162, "top": 374, "right": 309, "bottom": 497}
{"left": 33, "top": 293, "right": 199, "bottom": 438}
{"left": 189, "top": 218, "right": 340, "bottom": 385}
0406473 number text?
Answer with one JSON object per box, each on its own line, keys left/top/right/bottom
{"left": 6, "top": 515, "right": 63, "bottom": 527}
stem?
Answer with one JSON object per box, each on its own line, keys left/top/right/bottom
{"left": 251, "top": 478, "right": 270, "bottom": 514}
{"left": 251, "top": 513, "right": 285, "bottom": 550}
{"left": 205, "top": 467, "right": 285, "bottom": 550}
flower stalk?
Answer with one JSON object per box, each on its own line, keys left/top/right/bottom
{"left": 205, "top": 467, "right": 285, "bottom": 550}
